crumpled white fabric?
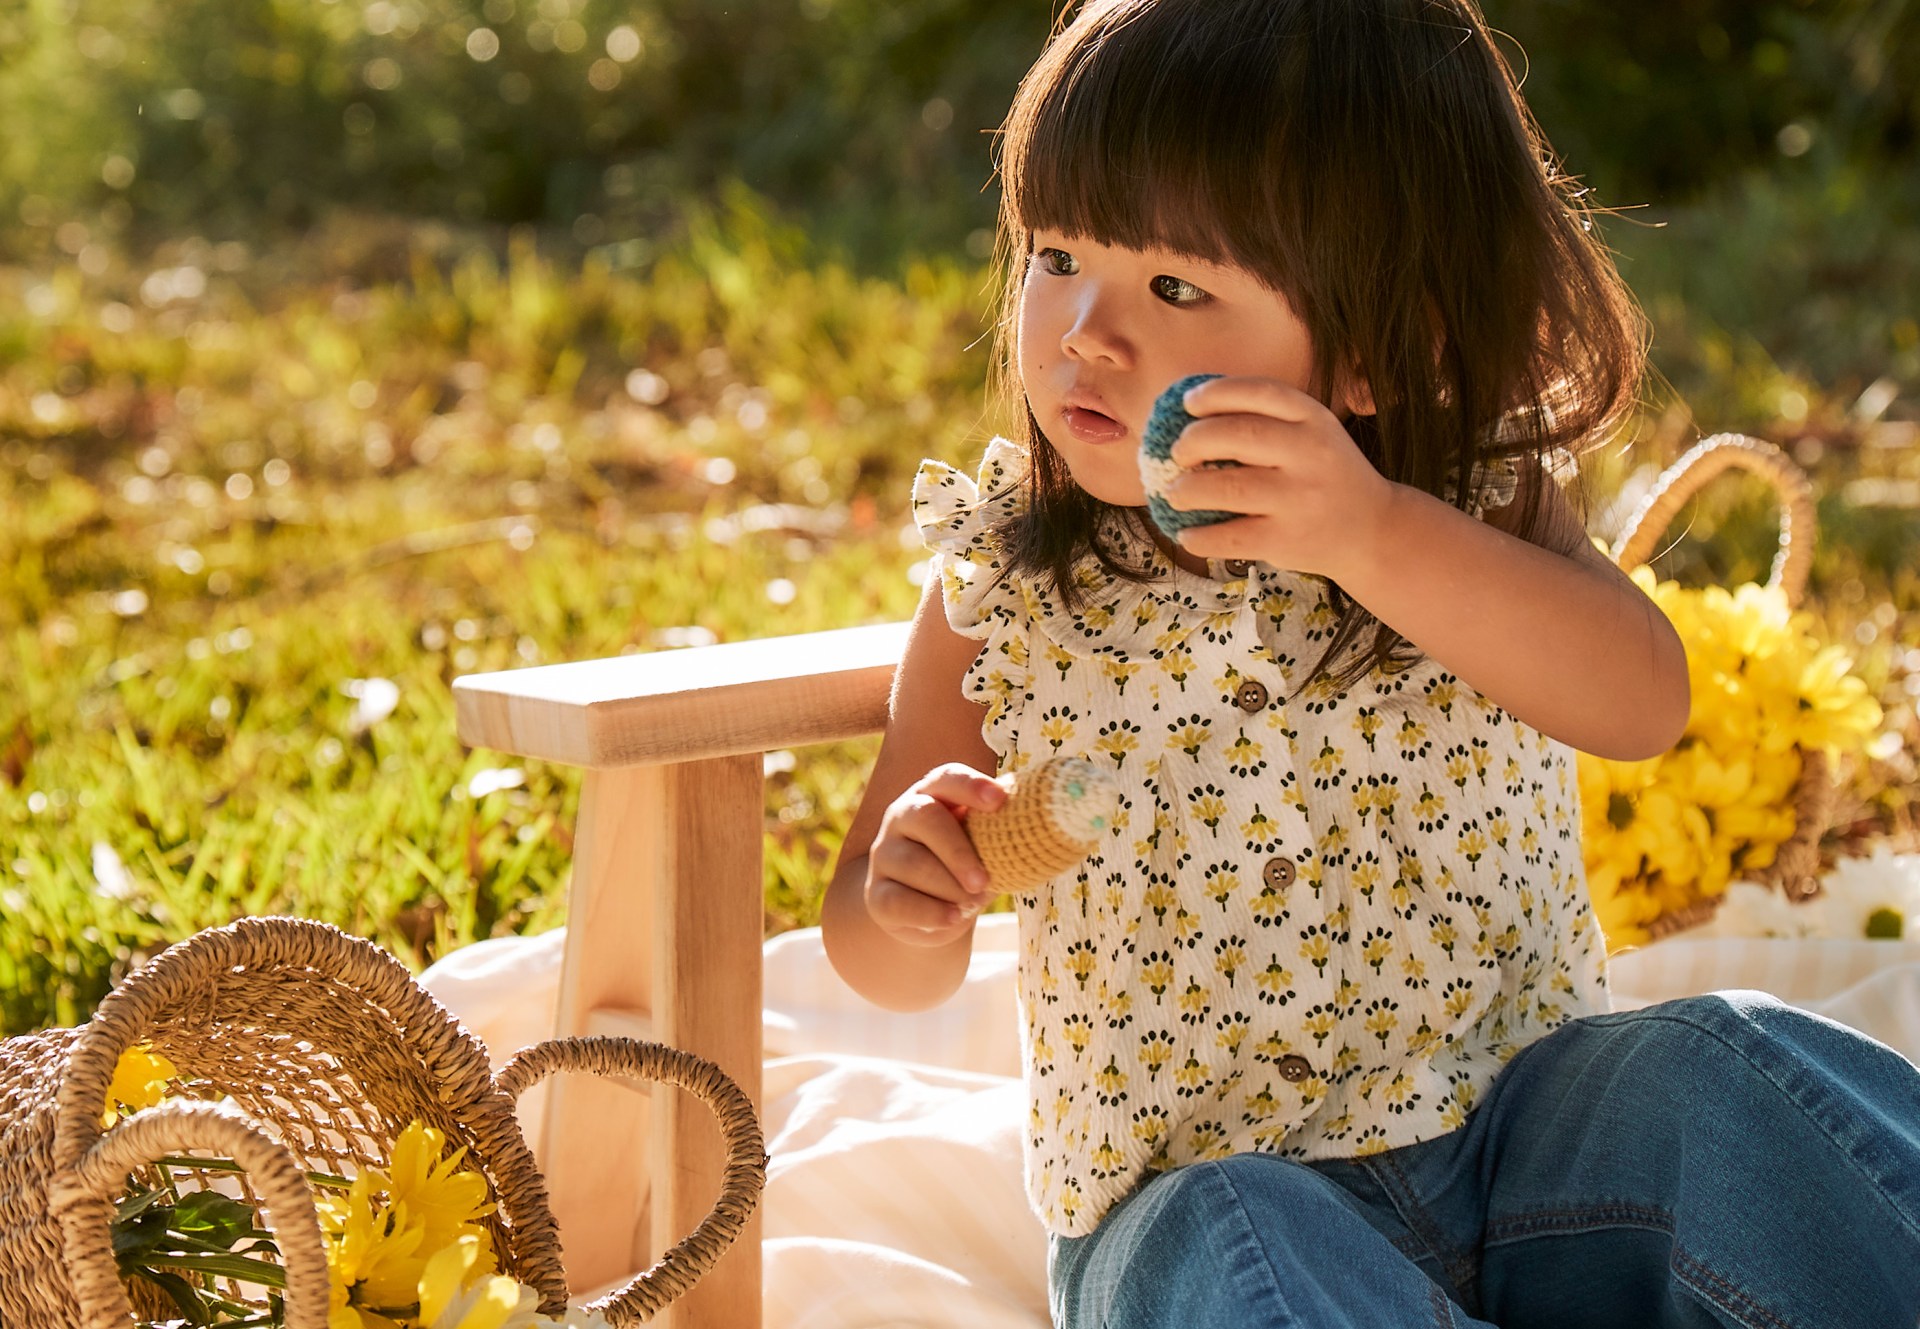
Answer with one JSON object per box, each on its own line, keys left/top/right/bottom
{"left": 420, "top": 914, "right": 1047, "bottom": 1328}
{"left": 421, "top": 912, "right": 1920, "bottom": 1329}
{"left": 1609, "top": 935, "right": 1920, "bottom": 1061}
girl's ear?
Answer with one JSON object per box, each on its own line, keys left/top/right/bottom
{"left": 1337, "top": 367, "right": 1377, "bottom": 419}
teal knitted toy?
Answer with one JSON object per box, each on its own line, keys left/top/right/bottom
{"left": 1139, "top": 373, "right": 1239, "bottom": 538}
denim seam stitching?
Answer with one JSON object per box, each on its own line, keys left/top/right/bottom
{"left": 1484, "top": 1205, "right": 1799, "bottom": 1329}
{"left": 1670, "top": 1242, "right": 1798, "bottom": 1329}
{"left": 1366, "top": 1150, "right": 1481, "bottom": 1299}
{"left": 1586, "top": 1007, "right": 1920, "bottom": 1246}
{"left": 1484, "top": 1200, "right": 1674, "bottom": 1243}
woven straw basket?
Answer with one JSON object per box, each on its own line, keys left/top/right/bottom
{"left": 1606, "top": 432, "right": 1834, "bottom": 938}
{"left": 0, "top": 915, "right": 765, "bottom": 1328}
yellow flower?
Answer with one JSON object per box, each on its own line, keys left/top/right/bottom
{"left": 104, "top": 1042, "right": 178, "bottom": 1125}
{"left": 418, "top": 1236, "right": 541, "bottom": 1329}
{"left": 371, "top": 1121, "right": 498, "bottom": 1260}
{"left": 321, "top": 1176, "right": 429, "bottom": 1325}
{"left": 1793, "top": 645, "right": 1884, "bottom": 755}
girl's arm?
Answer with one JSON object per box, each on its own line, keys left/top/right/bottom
{"left": 821, "top": 574, "right": 1004, "bottom": 1013}
{"left": 1345, "top": 458, "right": 1691, "bottom": 760}
{"left": 1163, "top": 377, "right": 1687, "bottom": 759}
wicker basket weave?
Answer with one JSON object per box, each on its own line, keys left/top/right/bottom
{"left": 1606, "top": 431, "right": 1835, "bottom": 938}
{"left": 0, "top": 915, "right": 765, "bottom": 1328}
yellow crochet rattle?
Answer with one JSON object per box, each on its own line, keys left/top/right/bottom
{"left": 962, "top": 756, "right": 1121, "bottom": 905}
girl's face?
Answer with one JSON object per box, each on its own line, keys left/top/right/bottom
{"left": 1019, "top": 233, "right": 1361, "bottom": 508}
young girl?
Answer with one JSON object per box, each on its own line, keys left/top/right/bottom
{"left": 822, "top": 1, "right": 1920, "bottom": 1324}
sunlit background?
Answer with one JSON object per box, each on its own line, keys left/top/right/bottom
{"left": 4, "top": 0, "right": 1917, "bottom": 1034}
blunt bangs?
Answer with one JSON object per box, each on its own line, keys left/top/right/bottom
{"left": 1003, "top": 0, "right": 1303, "bottom": 294}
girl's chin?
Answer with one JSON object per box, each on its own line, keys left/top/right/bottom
{"left": 1069, "top": 475, "right": 1148, "bottom": 508}
{"left": 1054, "top": 457, "right": 1145, "bottom": 507}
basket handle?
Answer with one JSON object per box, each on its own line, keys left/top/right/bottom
{"left": 48, "top": 1099, "right": 332, "bottom": 1329}
{"left": 495, "top": 1036, "right": 767, "bottom": 1327}
{"left": 1608, "top": 433, "right": 1816, "bottom": 608}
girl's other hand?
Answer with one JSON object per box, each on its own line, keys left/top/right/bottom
{"left": 1162, "top": 375, "right": 1399, "bottom": 581}
{"left": 866, "top": 763, "right": 1007, "bottom": 948}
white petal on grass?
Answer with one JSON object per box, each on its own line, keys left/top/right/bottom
{"left": 91, "top": 841, "right": 137, "bottom": 901}
{"left": 650, "top": 625, "right": 718, "bottom": 649}
{"left": 344, "top": 677, "right": 401, "bottom": 731}
{"left": 467, "top": 768, "right": 527, "bottom": 799}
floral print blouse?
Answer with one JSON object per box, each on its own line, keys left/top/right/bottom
{"left": 911, "top": 436, "right": 1611, "bottom": 1239}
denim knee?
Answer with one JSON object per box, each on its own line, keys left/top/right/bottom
{"left": 1594, "top": 988, "right": 1919, "bottom": 1098}
{"left": 1053, "top": 1162, "right": 1287, "bottom": 1329}
{"left": 1053, "top": 1156, "right": 1472, "bottom": 1329}
{"left": 1472, "top": 990, "right": 1920, "bottom": 1327}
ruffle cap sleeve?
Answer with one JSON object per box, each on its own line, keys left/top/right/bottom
{"left": 911, "top": 436, "right": 1031, "bottom": 641}
{"left": 1443, "top": 454, "right": 1519, "bottom": 521}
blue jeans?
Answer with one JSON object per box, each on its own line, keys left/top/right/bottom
{"left": 1048, "top": 992, "right": 1920, "bottom": 1328}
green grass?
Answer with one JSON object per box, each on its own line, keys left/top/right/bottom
{"left": 3, "top": 197, "right": 1918, "bottom": 1038}
{"left": 1, "top": 198, "right": 982, "bottom": 1034}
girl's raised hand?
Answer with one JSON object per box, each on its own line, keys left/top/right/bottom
{"left": 865, "top": 763, "right": 1007, "bottom": 948}
{"left": 1161, "top": 376, "right": 1399, "bottom": 580}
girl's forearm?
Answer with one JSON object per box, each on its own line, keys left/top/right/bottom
{"left": 821, "top": 854, "right": 979, "bottom": 1013}
{"left": 1336, "top": 484, "right": 1690, "bottom": 760}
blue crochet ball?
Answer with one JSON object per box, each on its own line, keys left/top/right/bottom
{"left": 1138, "top": 373, "right": 1238, "bottom": 539}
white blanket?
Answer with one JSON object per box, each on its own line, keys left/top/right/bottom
{"left": 420, "top": 916, "right": 1920, "bottom": 1329}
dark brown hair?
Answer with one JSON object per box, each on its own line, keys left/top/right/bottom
{"left": 985, "top": 0, "right": 1646, "bottom": 700}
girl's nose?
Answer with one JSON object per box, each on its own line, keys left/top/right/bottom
{"left": 1060, "top": 290, "right": 1133, "bottom": 367}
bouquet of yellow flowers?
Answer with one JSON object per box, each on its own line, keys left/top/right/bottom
{"left": 1579, "top": 569, "right": 1884, "bottom": 947}
{"left": 107, "top": 1044, "right": 606, "bottom": 1329}
{"left": 0, "top": 917, "right": 763, "bottom": 1329}
{"left": 1577, "top": 434, "right": 1886, "bottom": 950}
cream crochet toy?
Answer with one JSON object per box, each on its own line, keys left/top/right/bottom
{"left": 964, "top": 756, "right": 1121, "bottom": 899}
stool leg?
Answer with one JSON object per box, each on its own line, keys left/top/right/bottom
{"left": 545, "top": 758, "right": 764, "bottom": 1327}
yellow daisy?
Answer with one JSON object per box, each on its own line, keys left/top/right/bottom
{"left": 104, "top": 1042, "right": 178, "bottom": 1126}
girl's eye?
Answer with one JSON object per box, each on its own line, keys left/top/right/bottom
{"left": 1151, "top": 274, "right": 1210, "bottom": 306}
{"left": 1035, "top": 247, "right": 1078, "bottom": 276}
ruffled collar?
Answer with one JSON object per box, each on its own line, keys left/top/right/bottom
{"left": 1026, "top": 485, "right": 1333, "bottom": 659}
{"left": 916, "top": 435, "right": 1337, "bottom": 658}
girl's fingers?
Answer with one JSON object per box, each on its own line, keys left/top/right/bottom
{"left": 1171, "top": 514, "right": 1270, "bottom": 560}
{"left": 1168, "top": 412, "right": 1302, "bottom": 470}
{"left": 1180, "top": 375, "right": 1316, "bottom": 424}
{"left": 1163, "top": 462, "right": 1287, "bottom": 515}
{"left": 870, "top": 835, "right": 973, "bottom": 905}
{"left": 868, "top": 875, "right": 974, "bottom": 939}
{"left": 906, "top": 766, "right": 1005, "bottom": 891}
{"left": 917, "top": 763, "right": 1010, "bottom": 815}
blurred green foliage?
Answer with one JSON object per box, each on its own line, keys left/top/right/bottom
{"left": 0, "top": 0, "right": 1913, "bottom": 408}
{"left": 0, "top": 0, "right": 1050, "bottom": 259}
{"left": 1488, "top": 0, "right": 1916, "bottom": 203}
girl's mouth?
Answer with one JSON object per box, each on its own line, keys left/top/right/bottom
{"left": 1063, "top": 405, "right": 1127, "bottom": 443}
